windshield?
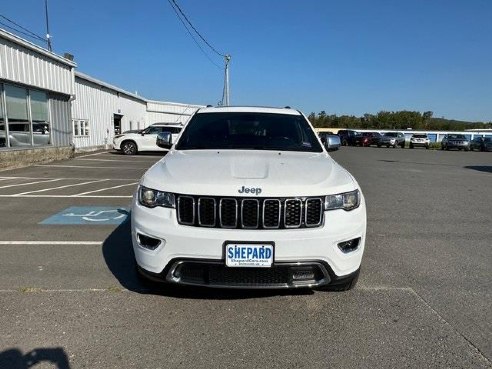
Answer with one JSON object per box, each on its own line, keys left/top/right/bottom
{"left": 413, "top": 134, "right": 427, "bottom": 138}
{"left": 384, "top": 132, "right": 397, "bottom": 137}
{"left": 448, "top": 134, "right": 466, "bottom": 139}
{"left": 175, "top": 112, "right": 323, "bottom": 152}
{"left": 484, "top": 137, "right": 492, "bottom": 143}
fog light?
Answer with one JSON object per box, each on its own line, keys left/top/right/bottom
{"left": 137, "top": 233, "right": 162, "bottom": 250}
{"left": 338, "top": 238, "right": 361, "bottom": 253}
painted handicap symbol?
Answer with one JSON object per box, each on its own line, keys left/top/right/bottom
{"left": 63, "top": 209, "right": 127, "bottom": 222}
{"left": 40, "top": 206, "right": 130, "bottom": 225}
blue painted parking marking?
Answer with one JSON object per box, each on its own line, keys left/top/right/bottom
{"left": 40, "top": 206, "right": 129, "bottom": 225}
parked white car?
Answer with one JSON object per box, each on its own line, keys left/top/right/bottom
{"left": 132, "top": 106, "right": 367, "bottom": 291}
{"left": 113, "top": 123, "right": 182, "bottom": 155}
{"left": 409, "top": 134, "right": 430, "bottom": 149}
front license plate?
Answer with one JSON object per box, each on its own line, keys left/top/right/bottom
{"left": 225, "top": 243, "right": 274, "bottom": 268}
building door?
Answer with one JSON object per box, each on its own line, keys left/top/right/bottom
{"left": 113, "top": 114, "right": 123, "bottom": 135}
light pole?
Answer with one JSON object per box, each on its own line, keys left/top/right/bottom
{"left": 45, "top": 0, "right": 52, "bottom": 51}
{"left": 223, "top": 54, "right": 231, "bottom": 106}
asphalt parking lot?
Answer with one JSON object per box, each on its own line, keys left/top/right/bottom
{"left": 0, "top": 148, "right": 491, "bottom": 369}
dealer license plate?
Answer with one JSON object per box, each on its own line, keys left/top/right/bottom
{"left": 225, "top": 243, "right": 274, "bottom": 268}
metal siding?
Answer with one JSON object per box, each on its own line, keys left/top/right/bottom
{"left": 72, "top": 76, "right": 148, "bottom": 148}
{"left": 146, "top": 111, "right": 193, "bottom": 124}
{"left": 50, "top": 94, "right": 72, "bottom": 147}
{"left": 0, "top": 37, "right": 73, "bottom": 95}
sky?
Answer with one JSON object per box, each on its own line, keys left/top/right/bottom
{"left": 1, "top": 0, "right": 491, "bottom": 122}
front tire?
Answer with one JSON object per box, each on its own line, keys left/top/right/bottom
{"left": 410, "top": 143, "right": 414, "bottom": 149}
{"left": 122, "top": 141, "right": 138, "bottom": 155}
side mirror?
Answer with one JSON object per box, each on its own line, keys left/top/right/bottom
{"left": 325, "top": 135, "right": 341, "bottom": 151}
{"left": 156, "top": 132, "right": 172, "bottom": 149}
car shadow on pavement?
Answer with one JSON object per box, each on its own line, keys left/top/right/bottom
{"left": 464, "top": 165, "right": 492, "bottom": 173}
{"left": 102, "top": 218, "right": 314, "bottom": 299}
{"left": 0, "top": 347, "right": 70, "bottom": 369}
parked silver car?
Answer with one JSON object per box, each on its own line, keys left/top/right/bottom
{"left": 378, "top": 132, "right": 405, "bottom": 148}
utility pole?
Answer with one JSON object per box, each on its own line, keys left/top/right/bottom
{"left": 223, "top": 54, "right": 231, "bottom": 106}
{"left": 45, "top": 0, "right": 52, "bottom": 51}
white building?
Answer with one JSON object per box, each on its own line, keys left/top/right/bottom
{"left": 0, "top": 28, "right": 202, "bottom": 166}
{"left": 72, "top": 73, "right": 202, "bottom": 151}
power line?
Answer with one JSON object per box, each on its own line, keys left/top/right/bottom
{"left": 169, "top": 0, "right": 225, "bottom": 58}
{"left": 0, "top": 14, "right": 47, "bottom": 43}
{"left": 0, "top": 20, "right": 47, "bottom": 44}
{"left": 166, "top": 0, "right": 222, "bottom": 69}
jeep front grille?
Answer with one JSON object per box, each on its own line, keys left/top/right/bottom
{"left": 176, "top": 195, "right": 324, "bottom": 229}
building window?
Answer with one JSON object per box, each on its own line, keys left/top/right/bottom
{"left": 5, "top": 84, "right": 30, "bottom": 147}
{"left": 73, "top": 119, "right": 90, "bottom": 136}
{"left": 30, "top": 90, "right": 51, "bottom": 146}
{"left": 1, "top": 83, "right": 51, "bottom": 148}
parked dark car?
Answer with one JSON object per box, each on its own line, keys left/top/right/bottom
{"left": 355, "top": 132, "right": 382, "bottom": 147}
{"left": 470, "top": 136, "right": 492, "bottom": 152}
{"left": 337, "top": 129, "right": 358, "bottom": 146}
{"left": 378, "top": 132, "right": 405, "bottom": 148}
{"left": 441, "top": 134, "right": 470, "bottom": 151}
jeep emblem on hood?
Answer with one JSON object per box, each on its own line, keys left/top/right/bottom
{"left": 238, "top": 186, "right": 262, "bottom": 195}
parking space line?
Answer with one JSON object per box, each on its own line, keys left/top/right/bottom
{"left": 73, "top": 182, "right": 138, "bottom": 196}
{"left": 75, "top": 151, "right": 109, "bottom": 158}
{"left": 0, "top": 194, "right": 132, "bottom": 198}
{"left": 0, "top": 176, "right": 140, "bottom": 181}
{"left": 13, "top": 179, "right": 109, "bottom": 196}
{"left": 0, "top": 178, "right": 62, "bottom": 190}
{"left": 76, "top": 158, "right": 156, "bottom": 163}
{"left": 34, "top": 164, "right": 145, "bottom": 169}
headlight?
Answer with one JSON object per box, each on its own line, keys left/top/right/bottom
{"left": 138, "top": 186, "right": 175, "bottom": 208}
{"left": 325, "top": 190, "right": 360, "bottom": 211}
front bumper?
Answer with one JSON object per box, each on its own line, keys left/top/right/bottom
{"left": 410, "top": 140, "right": 429, "bottom": 147}
{"left": 131, "top": 195, "right": 367, "bottom": 288}
{"left": 445, "top": 142, "right": 469, "bottom": 149}
{"left": 113, "top": 139, "right": 122, "bottom": 150}
{"left": 138, "top": 260, "right": 361, "bottom": 289}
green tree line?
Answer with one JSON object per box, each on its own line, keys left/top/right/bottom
{"left": 308, "top": 111, "right": 492, "bottom": 131}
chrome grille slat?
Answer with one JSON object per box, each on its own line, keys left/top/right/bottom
{"left": 177, "top": 196, "right": 195, "bottom": 225}
{"left": 176, "top": 195, "right": 323, "bottom": 229}
{"left": 263, "top": 199, "right": 281, "bottom": 229}
{"left": 198, "top": 197, "right": 216, "bottom": 227}
{"left": 241, "top": 199, "right": 259, "bottom": 229}
{"left": 219, "top": 198, "right": 238, "bottom": 228}
{"left": 284, "top": 199, "right": 302, "bottom": 228}
{"left": 305, "top": 198, "right": 323, "bottom": 227}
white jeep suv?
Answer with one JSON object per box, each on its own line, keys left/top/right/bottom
{"left": 113, "top": 123, "right": 182, "bottom": 155}
{"left": 132, "top": 107, "right": 367, "bottom": 290}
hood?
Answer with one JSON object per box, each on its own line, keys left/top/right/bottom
{"left": 380, "top": 136, "right": 396, "bottom": 141}
{"left": 141, "top": 150, "right": 357, "bottom": 197}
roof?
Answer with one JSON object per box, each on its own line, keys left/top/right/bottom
{"left": 75, "top": 71, "right": 147, "bottom": 103}
{"left": 151, "top": 122, "right": 183, "bottom": 126}
{"left": 0, "top": 28, "right": 77, "bottom": 67}
{"left": 196, "top": 106, "right": 301, "bottom": 115}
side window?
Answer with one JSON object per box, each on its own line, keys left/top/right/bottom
{"left": 147, "top": 126, "right": 161, "bottom": 134}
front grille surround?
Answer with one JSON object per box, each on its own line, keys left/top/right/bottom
{"left": 176, "top": 194, "right": 325, "bottom": 230}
